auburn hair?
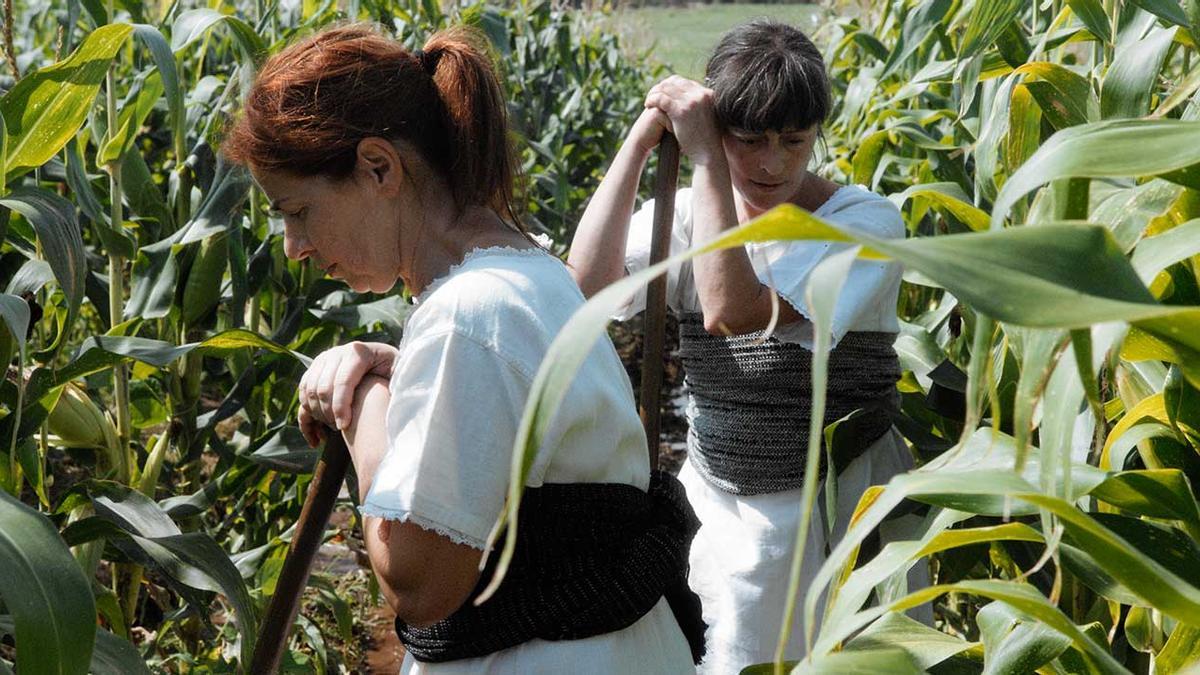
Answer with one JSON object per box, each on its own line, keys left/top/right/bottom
{"left": 224, "top": 24, "right": 522, "bottom": 227}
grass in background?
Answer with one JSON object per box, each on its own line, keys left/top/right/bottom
{"left": 615, "top": 3, "right": 827, "bottom": 79}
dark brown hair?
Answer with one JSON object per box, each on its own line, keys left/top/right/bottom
{"left": 704, "top": 19, "right": 830, "bottom": 134}
{"left": 224, "top": 24, "right": 522, "bottom": 226}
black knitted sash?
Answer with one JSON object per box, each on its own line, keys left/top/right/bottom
{"left": 678, "top": 313, "right": 901, "bottom": 496}
{"left": 396, "top": 471, "right": 707, "bottom": 664}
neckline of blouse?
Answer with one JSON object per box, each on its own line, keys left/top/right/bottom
{"left": 413, "top": 244, "right": 553, "bottom": 305}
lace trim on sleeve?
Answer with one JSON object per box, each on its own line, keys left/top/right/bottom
{"left": 359, "top": 504, "right": 488, "bottom": 551}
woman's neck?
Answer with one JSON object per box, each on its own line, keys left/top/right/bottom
{"left": 402, "top": 204, "right": 532, "bottom": 296}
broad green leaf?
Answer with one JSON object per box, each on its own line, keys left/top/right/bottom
{"left": 792, "top": 648, "right": 924, "bottom": 674}
{"left": 82, "top": 482, "right": 258, "bottom": 663}
{"left": 132, "top": 24, "right": 184, "bottom": 165}
{"left": 309, "top": 296, "right": 411, "bottom": 340}
{"left": 819, "top": 579, "right": 1126, "bottom": 675}
{"left": 1020, "top": 494, "right": 1200, "bottom": 622}
{"left": 881, "top": 0, "right": 955, "bottom": 78}
{"left": 959, "top": 0, "right": 1026, "bottom": 59}
{"left": 842, "top": 611, "right": 974, "bottom": 669}
{"left": 824, "top": 509, "right": 1032, "bottom": 638}
{"left": 121, "top": 151, "right": 174, "bottom": 234}
{"left": 1102, "top": 393, "right": 1172, "bottom": 467}
{"left": 0, "top": 490, "right": 96, "bottom": 675}
{"left": 0, "top": 617, "right": 147, "bottom": 675}
{"left": 890, "top": 183, "right": 989, "bottom": 232}
{"left": 0, "top": 186, "right": 86, "bottom": 348}
{"left": 171, "top": 9, "right": 265, "bottom": 58}
{"left": 1101, "top": 25, "right": 1176, "bottom": 119}
{"left": 1130, "top": 0, "right": 1192, "bottom": 26}
{"left": 0, "top": 294, "right": 30, "bottom": 352}
{"left": 1092, "top": 470, "right": 1200, "bottom": 537}
{"left": 993, "top": 120, "right": 1200, "bottom": 227}
{"left": 1058, "top": 541, "right": 1143, "bottom": 605}
{"left": 1158, "top": 623, "right": 1200, "bottom": 673}
{"left": 97, "top": 74, "right": 163, "bottom": 167}
{"left": 1006, "top": 84, "right": 1043, "bottom": 177}
{"left": 244, "top": 426, "right": 321, "bottom": 474}
{"left": 1008, "top": 327, "right": 1068, "bottom": 464}
{"left": 1126, "top": 605, "right": 1153, "bottom": 652}
{"left": 977, "top": 600, "right": 1072, "bottom": 674}
{"left": 90, "top": 626, "right": 152, "bottom": 675}
{"left": 1067, "top": 0, "right": 1113, "bottom": 43}
{"left": 852, "top": 130, "right": 888, "bottom": 188}
{"left": 975, "top": 73, "right": 1017, "bottom": 203}
{"left": 1014, "top": 61, "right": 1098, "bottom": 131}
{"left": 68, "top": 329, "right": 304, "bottom": 381}
{"left": 1093, "top": 179, "right": 1184, "bottom": 252}
{"left": 63, "top": 137, "right": 112, "bottom": 231}
{"left": 1132, "top": 218, "right": 1200, "bottom": 283}
{"left": 0, "top": 23, "right": 133, "bottom": 177}
{"left": 125, "top": 243, "right": 179, "bottom": 320}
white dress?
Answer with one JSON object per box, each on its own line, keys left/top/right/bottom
{"left": 619, "top": 185, "right": 929, "bottom": 674}
{"left": 361, "top": 246, "right": 694, "bottom": 675}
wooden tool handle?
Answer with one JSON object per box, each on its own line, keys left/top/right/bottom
{"left": 250, "top": 429, "right": 350, "bottom": 674}
{"left": 638, "top": 133, "right": 681, "bottom": 469}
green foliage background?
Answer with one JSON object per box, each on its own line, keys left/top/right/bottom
{"left": 5, "top": 0, "right": 1200, "bottom": 673}
{"left": 0, "top": 0, "right": 660, "bottom": 670}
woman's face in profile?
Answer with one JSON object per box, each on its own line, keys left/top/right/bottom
{"left": 252, "top": 162, "right": 404, "bottom": 294}
{"left": 722, "top": 125, "right": 818, "bottom": 217}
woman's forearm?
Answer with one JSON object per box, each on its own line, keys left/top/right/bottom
{"left": 343, "top": 374, "right": 392, "bottom": 501}
{"left": 343, "top": 374, "right": 482, "bottom": 627}
{"left": 689, "top": 160, "right": 804, "bottom": 334}
{"left": 567, "top": 136, "right": 651, "bottom": 297}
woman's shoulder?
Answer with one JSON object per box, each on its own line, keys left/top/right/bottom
{"left": 814, "top": 184, "right": 905, "bottom": 239}
{"left": 406, "top": 246, "right": 578, "bottom": 358}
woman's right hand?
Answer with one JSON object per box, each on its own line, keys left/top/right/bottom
{"left": 628, "top": 107, "right": 672, "bottom": 158}
{"left": 298, "top": 341, "right": 399, "bottom": 447}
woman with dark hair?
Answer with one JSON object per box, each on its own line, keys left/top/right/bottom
{"left": 569, "top": 19, "right": 924, "bottom": 672}
{"left": 224, "top": 25, "right": 702, "bottom": 673}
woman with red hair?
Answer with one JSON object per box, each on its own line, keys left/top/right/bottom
{"left": 224, "top": 25, "right": 701, "bottom": 673}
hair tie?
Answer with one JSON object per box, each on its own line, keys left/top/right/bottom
{"left": 413, "top": 48, "right": 432, "bottom": 74}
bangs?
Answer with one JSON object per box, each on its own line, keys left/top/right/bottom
{"left": 705, "top": 19, "right": 830, "bottom": 134}
{"left": 711, "top": 54, "right": 828, "bottom": 133}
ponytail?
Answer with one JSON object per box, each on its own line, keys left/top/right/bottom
{"left": 423, "top": 28, "right": 522, "bottom": 227}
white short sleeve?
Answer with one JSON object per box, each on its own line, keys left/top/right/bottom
{"left": 763, "top": 187, "right": 905, "bottom": 348}
{"left": 614, "top": 189, "right": 694, "bottom": 320}
{"left": 360, "top": 329, "right": 531, "bottom": 550}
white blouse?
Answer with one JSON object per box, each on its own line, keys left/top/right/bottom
{"left": 360, "top": 247, "right": 693, "bottom": 674}
{"left": 617, "top": 184, "right": 904, "bottom": 349}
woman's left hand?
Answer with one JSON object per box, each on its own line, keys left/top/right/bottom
{"left": 297, "top": 341, "right": 399, "bottom": 447}
{"left": 644, "top": 76, "right": 724, "bottom": 165}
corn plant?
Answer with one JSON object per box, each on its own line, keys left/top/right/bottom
{"left": 0, "top": 0, "right": 659, "bottom": 671}
{"left": 492, "top": 0, "right": 1200, "bottom": 673}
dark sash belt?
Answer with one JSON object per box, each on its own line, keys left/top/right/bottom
{"left": 678, "top": 313, "right": 901, "bottom": 495}
{"left": 395, "top": 471, "right": 707, "bottom": 664}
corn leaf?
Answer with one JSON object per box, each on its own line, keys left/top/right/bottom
{"left": 0, "top": 490, "right": 96, "bottom": 675}
{"left": 0, "top": 186, "right": 86, "bottom": 349}
{"left": 0, "top": 23, "right": 133, "bottom": 178}
{"left": 1101, "top": 25, "right": 1176, "bottom": 119}
{"left": 993, "top": 119, "right": 1200, "bottom": 227}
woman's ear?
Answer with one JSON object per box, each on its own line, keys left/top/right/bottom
{"left": 355, "top": 137, "right": 405, "bottom": 193}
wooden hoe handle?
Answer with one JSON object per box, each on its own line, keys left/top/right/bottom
{"left": 250, "top": 429, "right": 350, "bottom": 674}
{"left": 638, "top": 133, "right": 681, "bottom": 469}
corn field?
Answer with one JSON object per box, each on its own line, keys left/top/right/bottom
{"left": 0, "top": 0, "right": 658, "bottom": 670}
{"left": 3, "top": 0, "right": 1200, "bottom": 673}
